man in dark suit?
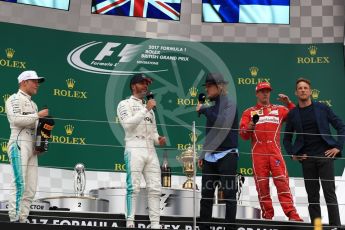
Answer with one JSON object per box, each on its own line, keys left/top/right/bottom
{"left": 283, "top": 78, "right": 345, "bottom": 228}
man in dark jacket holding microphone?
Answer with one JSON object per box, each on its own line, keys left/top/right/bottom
{"left": 196, "top": 73, "right": 238, "bottom": 230}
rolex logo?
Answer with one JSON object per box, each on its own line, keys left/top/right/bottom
{"left": 64, "top": 124, "right": 74, "bottom": 136}
{"left": 52, "top": 125, "right": 86, "bottom": 145}
{"left": 0, "top": 48, "right": 26, "bottom": 69}
{"left": 238, "top": 66, "right": 269, "bottom": 85}
{"left": 311, "top": 89, "right": 320, "bottom": 99}
{"left": 249, "top": 66, "right": 259, "bottom": 77}
{"left": 54, "top": 79, "right": 87, "bottom": 99}
{"left": 189, "top": 133, "right": 198, "bottom": 143}
{"left": 189, "top": 87, "right": 198, "bottom": 97}
{"left": 308, "top": 46, "right": 317, "bottom": 56}
{"left": 66, "top": 78, "right": 76, "bottom": 89}
{"left": 5, "top": 48, "right": 15, "bottom": 59}
{"left": 297, "top": 45, "right": 329, "bottom": 64}
{"left": 3, "top": 94, "right": 10, "bottom": 104}
{"left": 1, "top": 142, "right": 7, "bottom": 153}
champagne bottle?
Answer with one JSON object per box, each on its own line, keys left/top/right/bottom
{"left": 217, "top": 182, "right": 225, "bottom": 204}
{"left": 161, "top": 151, "right": 171, "bottom": 187}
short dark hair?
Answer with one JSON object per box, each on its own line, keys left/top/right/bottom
{"left": 296, "top": 78, "right": 311, "bottom": 89}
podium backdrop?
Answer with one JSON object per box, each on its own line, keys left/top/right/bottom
{"left": 1, "top": 22, "right": 344, "bottom": 177}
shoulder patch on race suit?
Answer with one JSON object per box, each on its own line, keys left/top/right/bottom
{"left": 9, "top": 98, "right": 21, "bottom": 113}
{"left": 119, "top": 111, "right": 128, "bottom": 120}
{"left": 256, "top": 116, "right": 280, "bottom": 124}
{"left": 118, "top": 104, "right": 129, "bottom": 120}
{"left": 268, "top": 109, "right": 279, "bottom": 115}
{"left": 275, "top": 159, "right": 281, "bottom": 166}
{"left": 251, "top": 109, "right": 263, "bottom": 117}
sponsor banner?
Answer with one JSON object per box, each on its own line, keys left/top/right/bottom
{"left": 0, "top": 22, "right": 344, "bottom": 176}
{"left": 256, "top": 116, "right": 280, "bottom": 125}
{"left": 0, "top": 210, "right": 309, "bottom": 230}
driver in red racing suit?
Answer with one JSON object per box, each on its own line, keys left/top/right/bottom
{"left": 239, "top": 82, "right": 302, "bottom": 221}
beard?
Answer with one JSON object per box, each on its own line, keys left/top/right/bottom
{"left": 139, "top": 90, "right": 147, "bottom": 98}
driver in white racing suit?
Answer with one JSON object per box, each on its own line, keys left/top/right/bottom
{"left": 117, "top": 74, "right": 166, "bottom": 229}
{"left": 5, "top": 70, "right": 48, "bottom": 222}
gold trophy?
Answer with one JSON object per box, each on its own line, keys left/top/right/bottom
{"left": 176, "top": 146, "right": 199, "bottom": 190}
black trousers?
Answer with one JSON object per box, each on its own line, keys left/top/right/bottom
{"left": 301, "top": 157, "right": 341, "bottom": 227}
{"left": 199, "top": 153, "right": 238, "bottom": 230}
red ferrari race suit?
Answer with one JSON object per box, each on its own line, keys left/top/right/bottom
{"left": 240, "top": 103, "right": 302, "bottom": 221}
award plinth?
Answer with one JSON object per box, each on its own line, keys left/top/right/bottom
{"left": 37, "top": 163, "right": 109, "bottom": 212}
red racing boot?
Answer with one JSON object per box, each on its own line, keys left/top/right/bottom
{"left": 288, "top": 211, "right": 303, "bottom": 222}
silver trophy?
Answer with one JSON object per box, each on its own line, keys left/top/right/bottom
{"left": 176, "top": 146, "right": 199, "bottom": 190}
{"left": 73, "top": 163, "right": 86, "bottom": 197}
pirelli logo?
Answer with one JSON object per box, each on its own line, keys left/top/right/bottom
{"left": 43, "top": 124, "right": 54, "bottom": 131}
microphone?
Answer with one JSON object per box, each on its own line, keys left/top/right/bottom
{"left": 252, "top": 114, "right": 260, "bottom": 124}
{"left": 198, "top": 93, "right": 206, "bottom": 104}
{"left": 198, "top": 93, "right": 206, "bottom": 117}
{"left": 146, "top": 92, "right": 154, "bottom": 100}
{"left": 146, "top": 92, "right": 155, "bottom": 110}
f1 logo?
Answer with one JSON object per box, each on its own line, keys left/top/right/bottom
{"left": 94, "top": 42, "right": 141, "bottom": 63}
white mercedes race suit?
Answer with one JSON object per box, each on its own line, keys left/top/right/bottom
{"left": 117, "top": 96, "right": 161, "bottom": 228}
{"left": 5, "top": 90, "right": 39, "bottom": 222}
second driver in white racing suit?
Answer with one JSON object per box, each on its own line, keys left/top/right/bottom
{"left": 117, "top": 74, "right": 166, "bottom": 229}
{"left": 5, "top": 70, "right": 48, "bottom": 222}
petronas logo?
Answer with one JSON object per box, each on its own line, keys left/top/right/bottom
{"left": 249, "top": 66, "right": 259, "bottom": 77}
{"left": 189, "top": 87, "right": 198, "bottom": 97}
{"left": 66, "top": 78, "right": 76, "bottom": 89}
{"left": 5, "top": 48, "right": 15, "bottom": 59}
{"left": 64, "top": 124, "right": 74, "bottom": 136}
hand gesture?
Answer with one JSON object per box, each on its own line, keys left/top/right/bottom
{"left": 146, "top": 99, "right": 156, "bottom": 111}
{"left": 325, "top": 148, "right": 340, "bottom": 158}
{"left": 292, "top": 154, "right": 307, "bottom": 161}
{"left": 38, "top": 108, "right": 49, "bottom": 118}
{"left": 277, "top": 94, "right": 291, "bottom": 105}
{"left": 247, "top": 121, "right": 255, "bottom": 131}
{"left": 198, "top": 159, "right": 203, "bottom": 169}
{"left": 158, "top": 136, "right": 166, "bottom": 146}
{"left": 196, "top": 102, "right": 203, "bottom": 112}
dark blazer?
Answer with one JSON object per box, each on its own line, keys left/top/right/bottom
{"left": 199, "top": 95, "right": 238, "bottom": 159}
{"left": 283, "top": 101, "right": 345, "bottom": 157}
